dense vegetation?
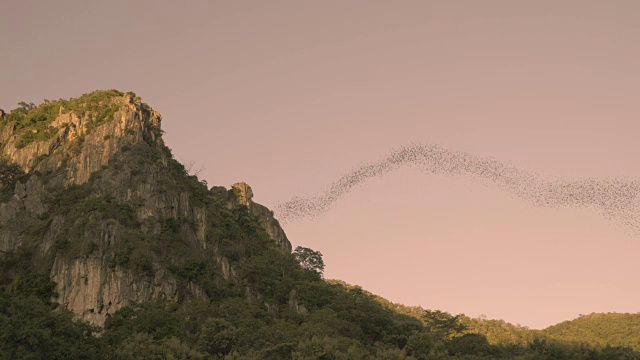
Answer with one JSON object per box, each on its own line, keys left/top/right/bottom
{"left": 545, "top": 313, "right": 640, "bottom": 351}
{"left": 1, "top": 92, "right": 638, "bottom": 359}
{"left": 2, "top": 252, "right": 639, "bottom": 360}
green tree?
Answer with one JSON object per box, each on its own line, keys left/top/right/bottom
{"left": 294, "top": 246, "right": 325, "bottom": 277}
{"left": 405, "top": 332, "right": 449, "bottom": 360}
{"left": 422, "top": 310, "right": 467, "bottom": 339}
{"left": 17, "top": 101, "right": 36, "bottom": 111}
{"left": 115, "top": 333, "right": 205, "bottom": 359}
{"left": 0, "top": 159, "right": 24, "bottom": 202}
{"left": 197, "top": 318, "right": 238, "bottom": 357}
{"left": 447, "top": 333, "right": 491, "bottom": 356}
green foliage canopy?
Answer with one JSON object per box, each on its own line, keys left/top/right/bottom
{"left": 293, "top": 246, "right": 325, "bottom": 277}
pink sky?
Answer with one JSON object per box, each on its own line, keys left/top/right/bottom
{"left": 2, "top": 0, "right": 640, "bottom": 329}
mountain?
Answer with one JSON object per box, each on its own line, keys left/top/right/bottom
{"left": 0, "top": 90, "right": 638, "bottom": 359}
{"left": 0, "top": 90, "right": 291, "bottom": 326}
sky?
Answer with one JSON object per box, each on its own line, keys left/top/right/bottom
{"left": 2, "top": 0, "right": 640, "bottom": 329}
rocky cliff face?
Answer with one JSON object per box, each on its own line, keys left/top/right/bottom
{"left": 0, "top": 91, "right": 291, "bottom": 325}
{"left": 230, "top": 182, "right": 291, "bottom": 253}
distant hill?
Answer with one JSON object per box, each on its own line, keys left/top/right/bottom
{"left": 543, "top": 313, "right": 640, "bottom": 351}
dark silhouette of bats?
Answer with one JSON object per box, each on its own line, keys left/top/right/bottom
{"left": 275, "top": 143, "right": 640, "bottom": 236}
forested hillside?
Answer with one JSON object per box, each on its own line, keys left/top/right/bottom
{"left": 0, "top": 91, "right": 638, "bottom": 359}
{"left": 544, "top": 313, "right": 640, "bottom": 351}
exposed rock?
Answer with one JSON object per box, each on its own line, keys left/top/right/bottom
{"left": 232, "top": 182, "right": 292, "bottom": 252}
{"left": 287, "top": 289, "right": 309, "bottom": 316}
{"left": 232, "top": 182, "right": 253, "bottom": 206}
{"left": 51, "top": 257, "right": 179, "bottom": 324}
{"left": 0, "top": 91, "right": 292, "bottom": 326}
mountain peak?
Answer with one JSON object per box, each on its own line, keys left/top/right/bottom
{"left": 0, "top": 90, "right": 162, "bottom": 179}
{"left": 0, "top": 90, "right": 291, "bottom": 325}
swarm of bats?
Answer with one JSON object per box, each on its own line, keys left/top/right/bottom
{"left": 275, "top": 143, "right": 640, "bottom": 236}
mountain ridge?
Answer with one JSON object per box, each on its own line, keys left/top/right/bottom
{"left": 0, "top": 90, "right": 638, "bottom": 359}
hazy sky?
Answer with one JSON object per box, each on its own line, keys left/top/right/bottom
{"left": 2, "top": 0, "right": 640, "bottom": 329}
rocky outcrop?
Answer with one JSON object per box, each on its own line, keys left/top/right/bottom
{"left": 232, "top": 182, "right": 292, "bottom": 252}
{"left": 51, "top": 256, "right": 179, "bottom": 324}
{"left": 0, "top": 97, "right": 161, "bottom": 178}
{"left": 0, "top": 91, "right": 292, "bottom": 325}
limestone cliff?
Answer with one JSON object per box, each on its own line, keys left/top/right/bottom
{"left": 0, "top": 90, "right": 291, "bottom": 325}
{"left": 230, "top": 182, "right": 291, "bottom": 253}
